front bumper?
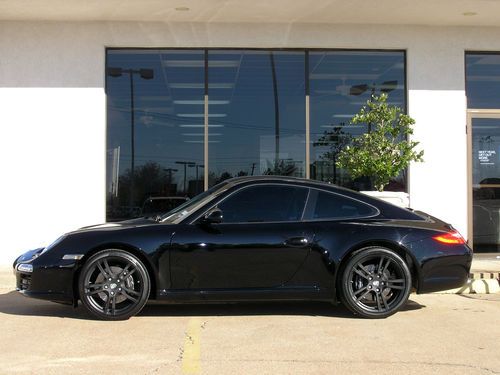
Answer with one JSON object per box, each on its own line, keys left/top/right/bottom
{"left": 14, "top": 249, "right": 79, "bottom": 305}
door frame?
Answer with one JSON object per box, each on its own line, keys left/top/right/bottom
{"left": 466, "top": 108, "right": 500, "bottom": 249}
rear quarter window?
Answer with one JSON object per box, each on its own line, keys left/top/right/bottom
{"left": 310, "top": 190, "right": 378, "bottom": 220}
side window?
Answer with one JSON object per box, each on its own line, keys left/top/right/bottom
{"left": 312, "top": 190, "right": 377, "bottom": 219}
{"left": 218, "top": 185, "right": 308, "bottom": 223}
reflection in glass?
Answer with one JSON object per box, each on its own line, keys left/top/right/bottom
{"left": 106, "top": 50, "right": 204, "bottom": 221}
{"left": 106, "top": 48, "right": 408, "bottom": 222}
{"left": 466, "top": 53, "right": 500, "bottom": 109}
{"left": 309, "top": 51, "right": 406, "bottom": 190}
{"left": 207, "top": 51, "right": 306, "bottom": 186}
{"left": 471, "top": 118, "right": 500, "bottom": 252}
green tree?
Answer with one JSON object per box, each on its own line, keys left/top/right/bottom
{"left": 337, "top": 93, "right": 424, "bottom": 191}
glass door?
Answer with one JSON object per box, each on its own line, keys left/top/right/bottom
{"left": 468, "top": 110, "right": 500, "bottom": 252}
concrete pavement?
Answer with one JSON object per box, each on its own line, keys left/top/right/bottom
{"left": 0, "top": 262, "right": 499, "bottom": 375}
{"left": 0, "top": 288, "right": 499, "bottom": 374}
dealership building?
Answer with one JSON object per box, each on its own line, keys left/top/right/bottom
{"left": 2, "top": 0, "right": 500, "bottom": 264}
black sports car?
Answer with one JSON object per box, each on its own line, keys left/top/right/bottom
{"left": 13, "top": 176, "right": 472, "bottom": 320}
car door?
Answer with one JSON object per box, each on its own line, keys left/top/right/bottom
{"left": 169, "top": 183, "right": 314, "bottom": 289}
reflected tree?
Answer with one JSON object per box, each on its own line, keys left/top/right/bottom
{"left": 208, "top": 171, "right": 234, "bottom": 187}
{"left": 118, "top": 161, "right": 168, "bottom": 209}
{"left": 313, "top": 125, "right": 351, "bottom": 184}
{"left": 264, "top": 159, "right": 298, "bottom": 176}
{"left": 218, "top": 171, "right": 233, "bottom": 182}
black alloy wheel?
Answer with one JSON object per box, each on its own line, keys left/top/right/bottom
{"left": 78, "top": 250, "right": 150, "bottom": 320}
{"left": 340, "top": 247, "right": 412, "bottom": 318}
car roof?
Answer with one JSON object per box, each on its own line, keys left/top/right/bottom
{"left": 145, "top": 196, "right": 188, "bottom": 200}
{"left": 223, "top": 175, "right": 351, "bottom": 192}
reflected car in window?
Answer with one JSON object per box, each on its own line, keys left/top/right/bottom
{"left": 141, "top": 196, "right": 189, "bottom": 218}
{"left": 13, "top": 176, "right": 472, "bottom": 320}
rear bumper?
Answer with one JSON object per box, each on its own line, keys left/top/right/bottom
{"left": 417, "top": 254, "right": 472, "bottom": 293}
{"left": 406, "top": 238, "right": 473, "bottom": 293}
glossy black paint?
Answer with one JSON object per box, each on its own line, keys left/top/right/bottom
{"left": 13, "top": 176, "right": 472, "bottom": 308}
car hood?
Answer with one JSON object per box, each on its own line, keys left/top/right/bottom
{"left": 76, "top": 217, "right": 159, "bottom": 232}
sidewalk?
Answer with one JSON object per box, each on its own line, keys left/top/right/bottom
{"left": 470, "top": 253, "right": 500, "bottom": 274}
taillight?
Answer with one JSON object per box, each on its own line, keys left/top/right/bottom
{"left": 432, "top": 230, "right": 466, "bottom": 245}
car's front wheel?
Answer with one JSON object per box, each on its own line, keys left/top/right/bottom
{"left": 78, "top": 249, "right": 150, "bottom": 320}
{"left": 340, "top": 247, "right": 412, "bottom": 318}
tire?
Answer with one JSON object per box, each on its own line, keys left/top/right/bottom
{"left": 339, "top": 247, "right": 412, "bottom": 319}
{"left": 78, "top": 249, "right": 150, "bottom": 320}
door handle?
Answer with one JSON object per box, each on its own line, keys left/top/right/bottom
{"left": 284, "top": 237, "right": 310, "bottom": 248}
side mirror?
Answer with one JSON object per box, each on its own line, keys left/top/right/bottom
{"left": 201, "top": 208, "right": 223, "bottom": 225}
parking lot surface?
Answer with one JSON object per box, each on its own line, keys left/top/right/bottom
{"left": 0, "top": 269, "right": 499, "bottom": 375}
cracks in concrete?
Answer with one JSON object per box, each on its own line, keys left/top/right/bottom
{"left": 150, "top": 320, "right": 208, "bottom": 374}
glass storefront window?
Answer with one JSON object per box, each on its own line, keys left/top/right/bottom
{"left": 470, "top": 118, "right": 500, "bottom": 252}
{"left": 466, "top": 52, "right": 500, "bottom": 252}
{"left": 106, "top": 48, "right": 406, "bottom": 221}
{"left": 466, "top": 53, "right": 500, "bottom": 109}
{"left": 207, "top": 50, "right": 306, "bottom": 185}
{"left": 309, "top": 51, "right": 406, "bottom": 190}
{"left": 106, "top": 50, "right": 205, "bottom": 221}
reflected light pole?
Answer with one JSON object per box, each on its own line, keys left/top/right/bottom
{"left": 164, "top": 168, "right": 178, "bottom": 194}
{"left": 175, "top": 161, "right": 195, "bottom": 194}
{"left": 270, "top": 51, "right": 280, "bottom": 167}
{"left": 107, "top": 67, "right": 154, "bottom": 208}
{"left": 195, "top": 164, "right": 204, "bottom": 192}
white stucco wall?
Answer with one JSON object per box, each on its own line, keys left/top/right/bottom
{"left": 1, "top": 21, "right": 500, "bottom": 264}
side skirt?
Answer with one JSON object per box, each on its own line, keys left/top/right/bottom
{"left": 156, "top": 286, "right": 335, "bottom": 303}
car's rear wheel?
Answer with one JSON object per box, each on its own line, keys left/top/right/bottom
{"left": 340, "top": 247, "right": 412, "bottom": 318}
{"left": 78, "top": 249, "right": 150, "bottom": 320}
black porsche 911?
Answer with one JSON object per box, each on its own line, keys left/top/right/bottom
{"left": 13, "top": 176, "right": 472, "bottom": 320}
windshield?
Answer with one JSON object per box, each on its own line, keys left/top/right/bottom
{"left": 160, "top": 181, "right": 231, "bottom": 223}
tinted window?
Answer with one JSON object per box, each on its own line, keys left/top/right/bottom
{"left": 312, "top": 191, "right": 377, "bottom": 219}
{"left": 218, "top": 185, "right": 308, "bottom": 223}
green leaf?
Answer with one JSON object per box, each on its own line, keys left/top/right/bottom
{"left": 337, "top": 93, "right": 424, "bottom": 191}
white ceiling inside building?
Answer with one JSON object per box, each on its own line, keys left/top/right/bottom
{"left": 1, "top": 0, "right": 500, "bottom": 26}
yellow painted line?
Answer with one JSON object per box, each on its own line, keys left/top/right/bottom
{"left": 182, "top": 318, "right": 201, "bottom": 374}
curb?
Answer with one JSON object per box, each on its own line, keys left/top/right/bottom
{"left": 435, "top": 273, "right": 500, "bottom": 294}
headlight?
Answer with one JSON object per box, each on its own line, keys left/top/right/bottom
{"left": 17, "top": 264, "right": 33, "bottom": 273}
{"left": 39, "top": 235, "right": 66, "bottom": 256}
